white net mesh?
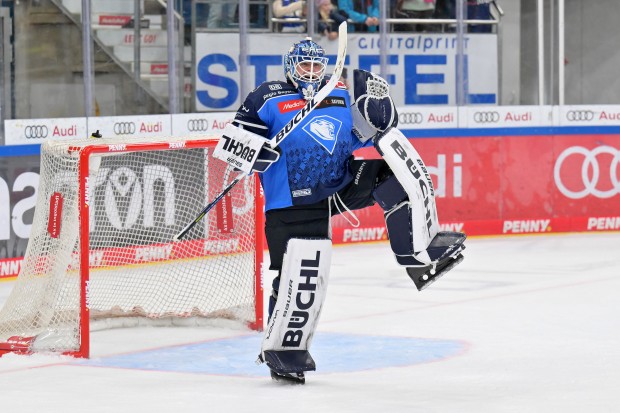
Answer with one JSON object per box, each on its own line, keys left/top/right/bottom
{"left": 0, "top": 136, "right": 261, "bottom": 355}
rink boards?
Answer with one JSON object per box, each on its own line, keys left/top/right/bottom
{"left": 2, "top": 115, "right": 620, "bottom": 278}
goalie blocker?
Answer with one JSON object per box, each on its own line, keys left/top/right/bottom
{"left": 213, "top": 123, "right": 280, "bottom": 175}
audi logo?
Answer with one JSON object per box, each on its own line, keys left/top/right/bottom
{"left": 113, "top": 122, "right": 136, "bottom": 135}
{"left": 24, "top": 125, "right": 49, "bottom": 139}
{"left": 187, "top": 119, "right": 209, "bottom": 132}
{"left": 566, "top": 110, "right": 595, "bottom": 122}
{"left": 473, "top": 111, "right": 500, "bottom": 123}
{"left": 554, "top": 146, "right": 620, "bottom": 199}
{"left": 398, "top": 112, "right": 424, "bottom": 124}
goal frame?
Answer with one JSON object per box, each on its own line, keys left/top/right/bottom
{"left": 0, "top": 138, "right": 264, "bottom": 359}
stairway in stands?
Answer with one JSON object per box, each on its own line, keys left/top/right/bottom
{"left": 53, "top": 0, "right": 189, "bottom": 110}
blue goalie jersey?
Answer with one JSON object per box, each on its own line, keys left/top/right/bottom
{"left": 233, "top": 79, "right": 368, "bottom": 211}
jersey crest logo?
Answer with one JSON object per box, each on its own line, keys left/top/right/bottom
{"left": 302, "top": 115, "right": 342, "bottom": 154}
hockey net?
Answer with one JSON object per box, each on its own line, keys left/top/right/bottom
{"left": 0, "top": 135, "right": 264, "bottom": 357}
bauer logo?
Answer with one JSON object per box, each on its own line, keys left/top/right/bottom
{"left": 47, "top": 192, "right": 64, "bottom": 238}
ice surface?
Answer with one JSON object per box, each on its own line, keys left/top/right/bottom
{"left": 1, "top": 233, "right": 619, "bottom": 412}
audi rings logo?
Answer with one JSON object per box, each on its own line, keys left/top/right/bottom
{"left": 554, "top": 146, "right": 620, "bottom": 199}
{"left": 398, "top": 112, "right": 424, "bottom": 125}
{"left": 566, "top": 110, "right": 595, "bottom": 122}
{"left": 24, "top": 125, "right": 49, "bottom": 139}
{"left": 187, "top": 119, "right": 209, "bottom": 132}
{"left": 113, "top": 122, "right": 136, "bottom": 135}
{"left": 473, "top": 111, "right": 500, "bottom": 123}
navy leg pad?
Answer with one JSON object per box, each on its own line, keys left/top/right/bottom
{"left": 373, "top": 174, "right": 407, "bottom": 210}
{"left": 262, "top": 350, "right": 316, "bottom": 374}
{"left": 384, "top": 203, "right": 414, "bottom": 256}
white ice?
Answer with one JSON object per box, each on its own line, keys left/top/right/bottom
{"left": 1, "top": 233, "right": 619, "bottom": 412}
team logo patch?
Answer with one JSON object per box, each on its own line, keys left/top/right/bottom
{"left": 302, "top": 115, "right": 342, "bottom": 154}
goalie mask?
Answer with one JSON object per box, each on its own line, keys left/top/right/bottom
{"left": 284, "top": 38, "right": 328, "bottom": 101}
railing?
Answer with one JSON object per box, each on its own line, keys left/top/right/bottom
{"left": 271, "top": 17, "right": 502, "bottom": 33}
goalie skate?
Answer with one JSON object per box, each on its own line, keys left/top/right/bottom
{"left": 258, "top": 349, "right": 315, "bottom": 385}
{"left": 404, "top": 232, "right": 466, "bottom": 291}
{"left": 270, "top": 370, "right": 306, "bottom": 385}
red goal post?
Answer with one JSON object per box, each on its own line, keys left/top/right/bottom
{"left": 0, "top": 136, "right": 264, "bottom": 358}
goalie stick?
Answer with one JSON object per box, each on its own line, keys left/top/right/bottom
{"left": 174, "top": 22, "right": 348, "bottom": 241}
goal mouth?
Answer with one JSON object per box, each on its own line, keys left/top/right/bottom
{"left": 0, "top": 135, "right": 264, "bottom": 358}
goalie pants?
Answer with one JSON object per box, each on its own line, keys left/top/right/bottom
{"left": 265, "top": 158, "right": 390, "bottom": 272}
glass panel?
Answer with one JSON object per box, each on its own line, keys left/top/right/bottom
{"left": 6, "top": 0, "right": 618, "bottom": 118}
{"left": 85, "top": 0, "right": 183, "bottom": 115}
{"left": 564, "top": 1, "right": 617, "bottom": 104}
{"left": 8, "top": 0, "right": 180, "bottom": 118}
{"left": 192, "top": 0, "right": 271, "bottom": 112}
{"left": 0, "top": 4, "right": 12, "bottom": 140}
{"left": 11, "top": 0, "right": 91, "bottom": 119}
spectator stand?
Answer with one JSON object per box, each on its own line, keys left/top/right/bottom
{"left": 189, "top": 0, "right": 271, "bottom": 33}
{"left": 270, "top": 1, "right": 504, "bottom": 35}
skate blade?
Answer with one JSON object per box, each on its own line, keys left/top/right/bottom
{"left": 270, "top": 370, "right": 306, "bottom": 385}
{"left": 408, "top": 254, "right": 465, "bottom": 291}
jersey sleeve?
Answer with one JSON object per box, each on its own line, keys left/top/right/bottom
{"left": 232, "top": 89, "right": 270, "bottom": 138}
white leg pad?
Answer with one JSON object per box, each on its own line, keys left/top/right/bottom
{"left": 375, "top": 128, "right": 439, "bottom": 262}
{"left": 261, "top": 238, "right": 332, "bottom": 357}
